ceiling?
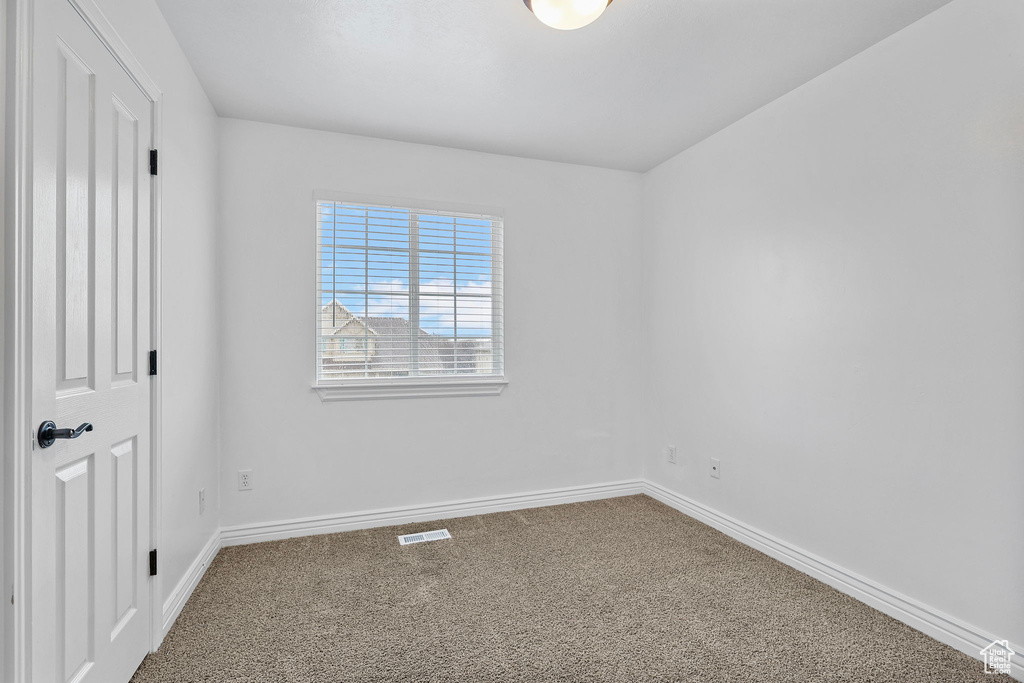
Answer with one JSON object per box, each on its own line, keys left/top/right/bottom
{"left": 155, "top": 0, "right": 954, "bottom": 172}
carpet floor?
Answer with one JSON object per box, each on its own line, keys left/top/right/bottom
{"left": 131, "top": 495, "right": 1008, "bottom": 682}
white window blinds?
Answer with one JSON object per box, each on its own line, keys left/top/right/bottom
{"left": 316, "top": 198, "right": 504, "bottom": 384}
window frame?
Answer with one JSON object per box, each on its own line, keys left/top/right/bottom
{"left": 312, "top": 190, "right": 507, "bottom": 401}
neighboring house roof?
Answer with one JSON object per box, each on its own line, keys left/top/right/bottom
{"left": 320, "top": 301, "right": 354, "bottom": 329}
{"left": 320, "top": 300, "right": 484, "bottom": 374}
{"left": 363, "top": 316, "right": 430, "bottom": 338}
{"left": 335, "top": 317, "right": 375, "bottom": 337}
{"left": 363, "top": 316, "right": 444, "bottom": 371}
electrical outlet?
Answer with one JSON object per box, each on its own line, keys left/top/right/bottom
{"left": 667, "top": 445, "right": 677, "bottom": 465}
{"left": 199, "top": 488, "right": 206, "bottom": 514}
{"left": 710, "top": 458, "right": 721, "bottom": 479}
{"left": 238, "top": 469, "right": 253, "bottom": 491}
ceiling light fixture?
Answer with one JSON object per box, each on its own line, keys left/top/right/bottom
{"left": 523, "top": 0, "right": 614, "bottom": 31}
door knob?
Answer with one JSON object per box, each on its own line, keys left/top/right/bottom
{"left": 37, "top": 421, "right": 93, "bottom": 449}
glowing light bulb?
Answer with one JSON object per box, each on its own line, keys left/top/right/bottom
{"left": 526, "top": 0, "right": 612, "bottom": 31}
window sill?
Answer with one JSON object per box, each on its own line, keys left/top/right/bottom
{"left": 314, "top": 378, "right": 508, "bottom": 402}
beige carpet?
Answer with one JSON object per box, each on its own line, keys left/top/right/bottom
{"left": 132, "top": 495, "right": 1008, "bottom": 682}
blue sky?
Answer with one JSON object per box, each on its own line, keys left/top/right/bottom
{"left": 318, "top": 203, "right": 497, "bottom": 338}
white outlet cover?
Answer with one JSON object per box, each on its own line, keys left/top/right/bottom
{"left": 668, "top": 445, "right": 677, "bottom": 464}
{"left": 238, "top": 469, "right": 253, "bottom": 491}
{"left": 710, "top": 458, "right": 721, "bottom": 479}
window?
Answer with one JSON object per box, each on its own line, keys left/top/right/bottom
{"left": 315, "top": 193, "right": 505, "bottom": 400}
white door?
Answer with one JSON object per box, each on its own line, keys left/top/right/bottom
{"left": 29, "top": 0, "right": 154, "bottom": 681}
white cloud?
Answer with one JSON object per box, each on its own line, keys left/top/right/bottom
{"left": 358, "top": 277, "right": 493, "bottom": 335}
{"left": 420, "top": 279, "right": 493, "bottom": 335}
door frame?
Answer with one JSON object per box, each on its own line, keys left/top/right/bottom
{"left": 3, "top": 1, "right": 165, "bottom": 680}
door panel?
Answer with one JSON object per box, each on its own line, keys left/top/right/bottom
{"left": 111, "top": 437, "right": 138, "bottom": 633}
{"left": 56, "top": 40, "right": 95, "bottom": 393}
{"left": 32, "top": 1, "right": 154, "bottom": 681}
{"left": 112, "top": 100, "right": 138, "bottom": 383}
{"left": 55, "top": 455, "right": 95, "bottom": 682}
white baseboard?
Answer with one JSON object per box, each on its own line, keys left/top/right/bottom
{"left": 219, "top": 479, "right": 645, "bottom": 547}
{"left": 642, "top": 480, "right": 1023, "bottom": 682}
{"left": 158, "top": 478, "right": 1020, "bottom": 682}
{"left": 160, "top": 530, "right": 221, "bottom": 639}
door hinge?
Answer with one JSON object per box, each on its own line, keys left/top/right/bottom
{"left": 149, "top": 149, "right": 158, "bottom": 176}
{"left": 149, "top": 350, "right": 158, "bottom": 376}
{"left": 149, "top": 549, "right": 158, "bottom": 576}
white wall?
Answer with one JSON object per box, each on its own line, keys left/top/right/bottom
{"left": 7, "top": 0, "right": 1021, "bottom": 671}
{"left": 217, "top": 119, "right": 643, "bottom": 528}
{"left": 642, "top": 0, "right": 1023, "bottom": 650}
{"left": 89, "top": 0, "right": 221, "bottom": 610}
